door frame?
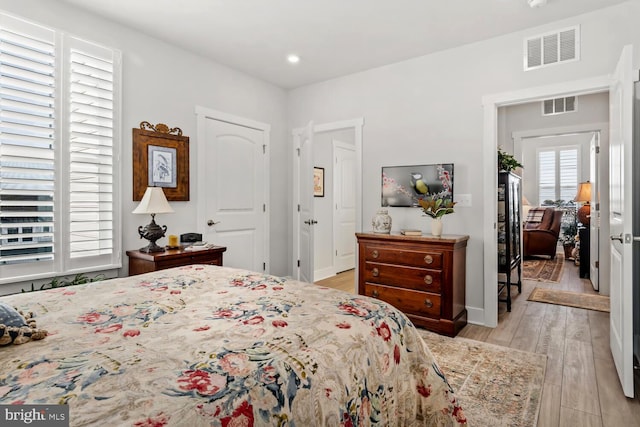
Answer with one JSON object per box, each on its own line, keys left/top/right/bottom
{"left": 482, "top": 76, "right": 609, "bottom": 327}
{"left": 195, "top": 106, "right": 271, "bottom": 271}
{"left": 292, "top": 118, "right": 364, "bottom": 281}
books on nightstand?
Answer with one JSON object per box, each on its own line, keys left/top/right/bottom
{"left": 400, "top": 229, "right": 422, "bottom": 236}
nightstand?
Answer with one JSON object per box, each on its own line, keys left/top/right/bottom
{"left": 126, "top": 246, "right": 227, "bottom": 276}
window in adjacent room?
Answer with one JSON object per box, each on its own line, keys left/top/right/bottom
{"left": 0, "top": 12, "right": 122, "bottom": 284}
{"left": 537, "top": 147, "right": 579, "bottom": 205}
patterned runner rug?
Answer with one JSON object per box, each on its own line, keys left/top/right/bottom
{"left": 419, "top": 330, "right": 546, "bottom": 427}
{"left": 522, "top": 253, "right": 564, "bottom": 282}
{"left": 527, "top": 287, "right": 610, "bottom": 312}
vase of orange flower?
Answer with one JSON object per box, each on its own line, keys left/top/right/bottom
{"left": 418, "top": 196, "right": 456, "bottom": 237}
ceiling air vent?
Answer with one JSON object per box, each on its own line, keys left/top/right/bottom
{"left": 525, "top": 26, "right": 579, "bottom": 70}
{"left": 542, "top": 96, "right": 577, "bottom": 115}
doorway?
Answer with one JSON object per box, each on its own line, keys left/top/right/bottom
{"left": 482, "top": 75, "right": 610, "bottom": 327}
{"left": 513, "top": 124, "right": 608, "bottom": 294}
{"left": 292, "top": 118, "right": 364, "bottom": 284}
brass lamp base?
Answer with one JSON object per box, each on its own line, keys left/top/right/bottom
{"left": 138, "top": 214, "right": 168, "bottom": 253}
{"left": 577, "top": 204, "right": 590, "bottom": 225}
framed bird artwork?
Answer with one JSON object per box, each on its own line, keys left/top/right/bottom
{"left": 381, "top": 163, "right": 454, "bottom": 207}
{"left": 133, "top": 121, "right": 190, "bottom": 201}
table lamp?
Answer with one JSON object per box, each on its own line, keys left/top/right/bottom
{"left": 574, "top": 181, "right": 592, "bottom": 225}
{"left": 132, "top": 187, "right": 174, "bottom": 252}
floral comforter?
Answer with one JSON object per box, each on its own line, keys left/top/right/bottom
{"left": 0, "top": 265, "right": 467, "bottom": 426}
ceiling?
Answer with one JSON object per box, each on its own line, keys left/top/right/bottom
{"left": 59, "top": 0, "right": 627, "bottom": 89}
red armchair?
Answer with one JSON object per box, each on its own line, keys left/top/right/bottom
{"left": 523, "top": 207, "right": 563, "bottom": 259}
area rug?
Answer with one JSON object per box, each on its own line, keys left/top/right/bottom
{"left": 419, "top": 330, "right": 546, "bottom": 427}
{"left": 527, "top": 287, "right": 610, "bottom": 312}
{"left": 522, "top": 253, "right": 564, "bottom": 282}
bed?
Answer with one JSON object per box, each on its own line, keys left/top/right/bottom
{"left": 0, "top": 265, "right": 467, "bottom": 426}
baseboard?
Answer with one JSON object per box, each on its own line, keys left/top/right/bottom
{"left": 466, "top": 306, "right": 486, "bottom": 326}
{"left": 314, "top": 266, "right": 336, "bottom": 282}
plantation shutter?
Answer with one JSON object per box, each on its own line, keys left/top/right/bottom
{"left": 0, "top": 16, "right": 56, "bottom": 270}
{"left": 538, "top": 151, "right": 555, "bottom": 204}
{"left": 0, "top": 12, "right": 121, "bottom": 284}
{"left": 537, "top": 148, "right": 578, "bottom": 205}
{"left": 559, "top": 149, "right": 578, "bottom": 202}
{"left": 67, "top": 39, "right": 115, "bottom": 261}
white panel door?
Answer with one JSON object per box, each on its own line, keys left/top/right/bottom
{"left": 589, "top": 133, "right": 599, "bottom": 290}
{"left": 333, "top": 140, "right": 356, "bottom": 273}
{"left": 200, "top": 117, "right": 267, "bottom": 272}
{"left": 297, "top": 123, "right": 314, "bottom": 283}
{"left": 608, "top": 45, "right": 635, "bottom": 397}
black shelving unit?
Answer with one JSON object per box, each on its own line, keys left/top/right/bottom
{"left": 497, "top": 171, "right": 522, "bottom": 312}
{"left": 579, "top": 226, "right": 590, "bottom": 279}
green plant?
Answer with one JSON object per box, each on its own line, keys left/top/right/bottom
{"left": 544, "top": 199, "right": 578, "bottom": 245}
{"left": 498, "top": 148, "right": 523, "bottom": 172}
{"left": 418, "top": 196, "right": 456, "bottom": 219}
{"left": 22, "top": 273, "right": 107, "bottom": 293}
{"left": 560, "top": 210, "right": 578, "bottom": 245}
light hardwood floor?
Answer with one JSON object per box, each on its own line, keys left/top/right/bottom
{"left": 315, "top": 261, "right": 640, "bottom": 426}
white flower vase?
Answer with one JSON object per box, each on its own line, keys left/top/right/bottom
{"left": 431, "top": 217, "right": 443, "bottom": 237}
{"left": 372, "top": 209, "right": 392, "bottom": 234}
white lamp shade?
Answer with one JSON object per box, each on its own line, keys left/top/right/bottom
{"left": 132, "top": 187, "right": 174, "bottom": 214}
{"left": 574, "top": 181, "right": 592, "bottom": 203}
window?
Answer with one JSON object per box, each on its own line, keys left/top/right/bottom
{"left": 537, "top": 147, "right": 579, "bottom": 205}
{"left": 0, "top": 13, "right": 121, "bottom": 284}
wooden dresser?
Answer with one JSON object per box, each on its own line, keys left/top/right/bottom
{"left": 126, "top": 246, "right": 227, "bottom": 276}
{"left": 356, "top": 233, "right": 468, "bottom": 337}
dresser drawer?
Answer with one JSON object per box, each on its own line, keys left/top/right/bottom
{"left": 127, "top": 247, "right": 226, "bottom": 276}
{"left": 363, "top": 263, "right": 441, "bottom": 293}
{"left": 363, "top": 245, "right": 443, "bottom": 269}
{"left": 363, "top": 284, "right": 441, "bottom": 318}
{"left": 156, "top": 253, "right": 221, "bottom": 270}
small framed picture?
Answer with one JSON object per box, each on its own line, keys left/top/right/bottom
{"left": 148, "top": 145, "right": 177, "bottom": 187}
{"left": 313, "top": 167, "right": 325, "bottom": 197}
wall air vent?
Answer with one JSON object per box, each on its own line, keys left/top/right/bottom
{"left": 542, "top": 96, "right": 577, "bottom": 115}
{"left": 525, "top": 26, "right": 579, "bottom": 70}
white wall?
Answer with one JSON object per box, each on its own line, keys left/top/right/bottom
{"left": 287, "top": 1, "right": 640, "bottom": 324}
{"left": 0, "top": 0, "right": 290, "bottom": 287}
{"left": 499, "top": 92, "right": 609, "bottom": 154}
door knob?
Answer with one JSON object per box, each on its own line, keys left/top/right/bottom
{"left": 610, "top": 234, "right": 623, "bottom": 243}
{"left": 207, "top": 219, "right": 220, "bottom": 227}
{"left": 303, "top": 219, "right": 318, "bottom": 225}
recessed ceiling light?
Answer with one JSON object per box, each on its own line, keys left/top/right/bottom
{"left": 527, "top": 0, "right": 547, "bottom": 8}
{"left": 287, "top": 54, "right": 300, "bottom": 64}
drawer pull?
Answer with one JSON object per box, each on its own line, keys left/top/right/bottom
{"left": 372, "top": 268, "right": 379, "bottom": 277}
{"left": 424, "top": 299, "right": 433, "bottom": 308}
{"left": 372, "top": 290, "right": 379, "bottom": 298}
{"left": 424, "top": 255, "right": 433, "bottom": 264}
{"left": 424, "top": 275, "right": 433, "bottom": 285}
{"left": 372, "top": 250, "right": 379, "bottom": 259}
